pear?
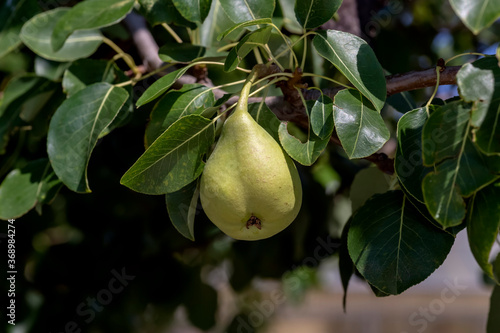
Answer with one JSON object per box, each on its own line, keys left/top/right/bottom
{"left": 200, "top": 74, "right": 302, "bottom": 241}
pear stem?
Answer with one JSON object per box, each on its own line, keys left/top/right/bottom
{"left": 235, "top": 65, "right": 267, "bottom": 114}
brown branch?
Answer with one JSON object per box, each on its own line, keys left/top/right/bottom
{"left": 123, "top": 13, "right": 463, "bottom": 175}
{"left": 385, "top": 66, "right": 461, "bottom": 96}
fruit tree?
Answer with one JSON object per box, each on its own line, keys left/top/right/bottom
{"left": 1, "top": 0, "right": 500, "bottom": 331}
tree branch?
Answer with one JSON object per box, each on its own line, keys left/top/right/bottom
{"left": 385, "top": 66, "right": 460, "bottom": 96}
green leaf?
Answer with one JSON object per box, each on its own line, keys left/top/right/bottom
{"left": 158, "top": 44, "right": 206, "bottom": 62}
{"left": 34, "top": 57, "right": 71, "bottom": 81}
{"left": 294, "top": 0, "right": 342, "bottom": 29}
{"left": 145, "top": 84, "right": 215, "bottom": 147}
{"left": 121, "top": 115, "right": 215, "bottom": 194}
{"left": 51, "top": 0, "right": 135, "bottom": 52}
{"left": 339, "top": 218, "right": 353, "bottom": 311}
{"left": 199, "top": 0, "right": 239, "bottom": 48}
{"left": 395, "top": 107, "right": 432, "bottom": 203}
{"left": 217, "top": 18, "right": 272, "bottom": 40}
{"left": 61, "top": 59, "right": 133, "bottom": 134}
{"left": 248, "top": 102, "right": 281, "bottom": 142}
{"left": 20, "top": 8, "right": 103, "bottom": 62}
{"left": 0, "top": 0, "right": 40, "bottom": 59}
{"left": 224, "top": 26, "right": 272, "bottom": 72}
{"left": 497, "top": 44, "right": 500, "bottom": 66}
{"left": 310, "top": 94, "right": 334, "bottom": 140}
{"left": 47, "top": 83, "right": 129, "bottom": 193}
{"left": 457, "top": 57, "right": 500, "bottom": 155}
{"left": 172, "top": 0, "right": 212, "bottom": 23}
{"left": 278, "top": 125, "right": 329, "bottom": 166}
{"left": 136, "top": 66, "right": 193, "bottom": 107}
{"left": 333, "top": 89, "right": 389, "bottom": 159}
{"left": 348, "top": 190, "right": 455, "bottom": 295}
{"left": 422, "top": 101, "right": 472, "bottom": 166}
{"left": 138, "top": 0, "right": 196, "bottom": 27}
{"left": 313, "top": 30, "right": 386, "bottom": 111}
{"left": 277, "top": 0, "right": 302, "bottom": 34}
{"left": 449, "top": 0, "right": 500, "bottom": 35}
{"left": 386, "top": 91, "right": 417, "bottom": 114}
{"left": 467, "top": 181, "right": 500, "bottom": 282}
{"left": 166, "top": 180, "right": 200, "bottom": 241}
{"left": 350, "top": 167, "right": 391, "bottom": 213}
{"left": 278, "top": 102, "right": 329, "bottom": 166}
{"left": 0, "top": 159, "right": 62, "bottom": 220}
{"left": 62, "top": 59, "right": 117, "bottom": 97}
{"left": 422, "top": 139, "right": 499, "bottom": 228}
{"left": 404, "top": 190, "right": 465, "bottom": 236}
{"left": 220, "top": 0, "right": 275, "bottom": 24}
{"left": 0, "top": 75, "right": 56, "bottom": 154}
{"left": 488, "top": 283, "right": 500, "bottom": 333}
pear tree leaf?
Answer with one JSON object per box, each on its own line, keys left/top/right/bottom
{"left": 339, "top": 218, "right": 353, "bottom": 311}
{"left": 47, "top": 83, "right": 129, "bottom": 193}
{"left": 278, "top": 100, "right": 329, "bottom": 165}
{"left": 422, "top": 139, "right": 499, "bottom": 229}
{"left": 497, "top": 44, "right": 500, "bottom": 66}
{"left": 0, "top": 0, "right": 40, "bottom": 59}
{"left": 136, "top": 66, "right": 192, "bottom": 107}
{"left": 166, "top": 180, "right": 201, "bottom": 241}
{"left": 467, "top": 181, "right": 500, "bottom": 282}
{"left": 386, "top": 91, "right": 417, "bottom": 114}
{"left": 0, "top": 159, "right": 62, "bottom": 220}
{"left": 199, "top": 0, "right": 239, "bottom": 48}
{"left": 62, "top": 59, "right": 133, "bottom": 134}
{"left": 138, "top": 0, "right": 196, "bottom": 28}
{"left": 449, "top": 0, "right": 500, "bottom": 35}
{"left": 51, "top": 0, "right": 135, "bottom": 52}
{"left": 220, "top": 0, "right": 275, "bottom": 25}
{"left": 333, "top": 89, "right": 389, "bottom": 159}
{"left": 277, "top": 0, "right": 302, "bottom": 34}
{"left": 34, "top": 57, "right": 71, "bottom": 81}
{"left": 422, "top": 101, "right": 472, "bottom": 166}
{"left": 457, "top": 57, "right": 500, "bottom": 155}
{"left": 310, "top": 94, "right": 334, "bottom": 140}
{"left": 217, "top": 18, "right": 272, "bottom": 40}
{"left": 172, "top": 0, "right": 212, "bottom": 23}
{"left": 145, "top": 84, "right": 215, "bottom": 147}
{"left": 224, "top": 26, "right": 272, "bottom": 72}
{"left": 62, "top": 59, "right": 117, "bottom": 97}
{"left": 403, "top": 190, "right": 465, "bottom": 236}
{"left": 350, "top": 167, "right": 392, "bottom": 213}
{"left": 0, "top": 75, "right": 56, "bottom": 154}
{"left": 278, "top": 124, "right": 329, "bottom": 166}
{"left": 313, "top": 30, "right": 386, "bottom": 111}
{"left": 158, "top": 44, "right": 206, "bottom": 62}
{"left": 395, "top": 107, "right": 432, "bottom": 203}
{"left": 20, "top": 8, "right": 103, "bottom": 62}
{"left": 488, "top": 283, "right": 500, "bottom": 333}
{"left": 348, "top": 190, "right": 455, "bottom": 295}
{"left": 294, "top": 0, "right": 342, "bottom": 29}
{"left": 248, "top": 102, "right": 281, "bottom": 143}
{"left": 121, "top": 115, "right": 215, "bottom": 194}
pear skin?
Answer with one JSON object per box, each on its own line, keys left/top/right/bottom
{"left": 200, "top": 89, "right": 302, "bottom": 240}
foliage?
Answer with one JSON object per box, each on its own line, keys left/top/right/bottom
{"left": 0, "top": 0, "right": 500, "bottom": 331}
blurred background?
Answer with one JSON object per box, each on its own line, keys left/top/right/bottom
{"left": 1, "top": 0, "right": 499, "bottom": 332}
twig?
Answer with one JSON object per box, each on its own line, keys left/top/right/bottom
{"left": 385, "top": 66, "right": 460, "bottom": 96}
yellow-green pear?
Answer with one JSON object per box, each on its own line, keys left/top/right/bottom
{"left": 200, "top": 71, "right": 302, "bottom": 241}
